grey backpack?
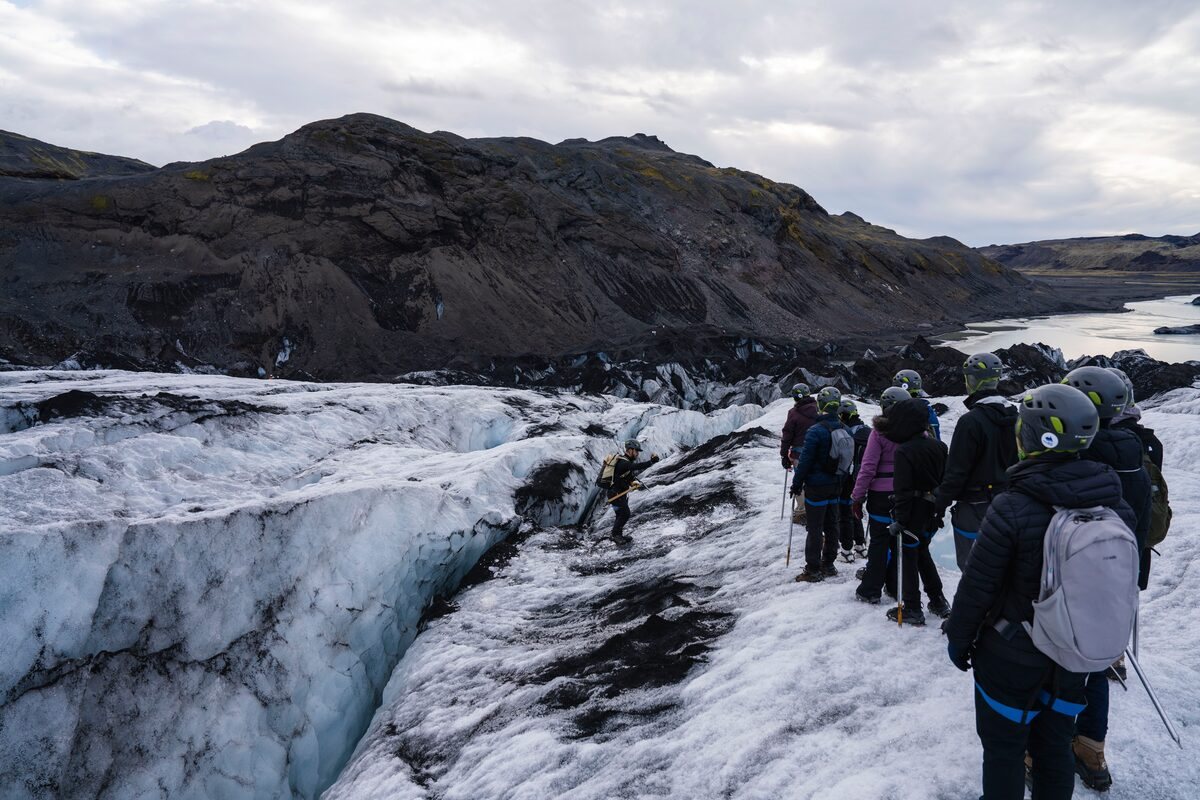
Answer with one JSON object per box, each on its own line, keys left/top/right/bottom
{"left": 823, "top": 423, "right": 855, "bottom": 478}
{"left": 1023, "top": 506, "right": 1139, "bottom": 673}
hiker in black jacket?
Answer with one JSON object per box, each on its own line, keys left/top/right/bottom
{"left": 893, "top": 368, "right": 942, "bottom": 440}
{"left": 876, "top": 397, "right": 948, "bottom": 626}
{"left": 607, "top": 439, "right": 659, "bottom": 544}
{"left": 1061, "top": 366, "right": 1151, "bottom": 791}
{"left": 1109, "top": 366, "right": 1165, "bottom": 590}
{"left": 934, "top": 352, "right": 1018, "bottom": 571}
{"left": 945, "top": 384, "right": 1136, "bottom": 800}
{"left": 837, "top": 399, "right": 870, "bottom": 562}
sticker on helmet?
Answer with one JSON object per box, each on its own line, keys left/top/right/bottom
{"left": 1040, "top": 432, "right": 1059, "bottom": 449}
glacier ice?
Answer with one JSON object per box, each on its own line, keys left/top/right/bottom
{"left": 325, "top": 390, "right": 1200, "bottom": 800}
{"left": 0, "top": 371, "right": 760, "bottom": 799}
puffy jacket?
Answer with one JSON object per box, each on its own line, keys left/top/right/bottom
{"left": 781, "top": 397, "right": 818, "bottom": 458}
{"left": 791, "top": 412, "right": 844, "bottom": 489}
{"left": 884, "top": 399, "right": 948, "bottom": 532}
{"left": 852, "top": 427, "right": 896, "bottom": 500}
{"left": 945, "top": 456, "right": 1136, "bottom": 665}
{"left": 934, "top": 391, "right": 1018, "bottom": 512}
{"left": 1083, "top": 424, "right": 1152, "bottom": 551}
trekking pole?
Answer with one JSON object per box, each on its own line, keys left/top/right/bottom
{"left": 1124, "top": 648, "right": 1183, "bottom": 749}
{"left": 786, "top": 512, "right": 794, "bottom": 566}
{"left": 1107, "top": 664, "right": 1128, "bottom": 692}
{"left": 1133, "top": 607, "right": 1140, "bottom": 659}
{"left": 780, "top": 468, "right": 790, "bottom": 519}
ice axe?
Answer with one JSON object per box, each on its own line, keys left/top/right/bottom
{"left": 605, "top": 481, "right": 644, "bottom": 505}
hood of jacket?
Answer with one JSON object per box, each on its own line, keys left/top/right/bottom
{"left": 1007, "top": 456, "right": 1125, "bottom": 509}
{"left": 969, "top": 393, "right": 1018, "bottom": 429}
{"left": 876, "top": 398, "right": 929, "bottom": 444}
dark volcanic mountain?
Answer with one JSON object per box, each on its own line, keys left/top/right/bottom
{"left": 0, "top": 130, "right": 156, "bottom": 180}
{"left": 0, "top": 114, "right": 1056, "bottom": 380}
{"left": 979, "top": 233, "right": 1200, "bottom": 275}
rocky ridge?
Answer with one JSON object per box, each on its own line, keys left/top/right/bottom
{"left": 0, "top": 114, "right": 1060, "bottom": 381}
{"left": 0, "top": 130, "right": 156, "bottom": 180}
{"left": 979, "top": 232, "right": 1200, "bottom": 275}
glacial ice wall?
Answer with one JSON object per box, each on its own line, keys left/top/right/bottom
{"left": 0, "top": 371, "right": 760, "bottom": 799}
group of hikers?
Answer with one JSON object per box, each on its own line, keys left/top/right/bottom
{"left": 779, "top": 355, "right": 1170, "bottom": 799}
{"left": 593, "top": 350, "right": 1171, "bottom": 799}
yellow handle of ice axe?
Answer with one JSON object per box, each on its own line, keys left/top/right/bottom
{"left": 605, "top": 481, "right": 643, "bottom": 504}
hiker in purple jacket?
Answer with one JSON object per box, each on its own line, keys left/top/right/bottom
{"left": 852, "top": 387, "right": 907, "bottom": 604}
{"left": 781, "top": 382, "right": 818, "bottom": 522}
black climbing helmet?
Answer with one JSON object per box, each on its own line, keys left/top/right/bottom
{"left": 1061, "top": 366, "right": 1129, "bottom": 420}
{"left": 624, "top": 439, "right": 642, "bottom": 452}
{"left": 893, "top": 369, "right": 923, "bottom": 396}
{"left": 879, "top": 386, "right": 910, "bottom": 412}
{"left": 1016, "top": 384, "right": 1099, "bottom": 457}
{"left": 816, "top": 386, "right": 842, "bottom": 412}
{"left": 838, "top": 398, "right": 858, "bottom": 417}
{"left": 1107, "top": 367, "right": 1136, "bottom": 408}
{"left": 792, "top": 382, "right": 811, "bottom": 399}
{"left": 963, "top": 352, "right": 1003, "bottom": 393}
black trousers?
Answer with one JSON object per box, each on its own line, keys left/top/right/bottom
{"left": 951, "top": 498, "right": 990, "bottom": 571}
{"left": 609, "top": 492, "right": 631, "bottom": 538}
{"left": 857, "top": 491, "right": 893, "bottom": 599}
{"left": 837, "top": 475, "right": 865, "bottom": 550}
{"left": 973, "top": 648, "right": 1086, "bottom": 800}
{"left": 803, "top": 482, "right": 841, "bottom": 571}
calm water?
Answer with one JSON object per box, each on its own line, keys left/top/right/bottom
{"left": 938, "top": 294, "right": 1200, "bottom": 362}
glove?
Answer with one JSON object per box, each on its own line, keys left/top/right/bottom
{"left": 781, "top": 455, "right": 792, "bottom": 470}
{"left": 947, "top": 641, "right": 973, "bottom": 672}
{"left": 790, "top": 485, "right": 803, "bottom": 497}
{"left": 851, "top": 499, "right": 864, "bottom": 521}
{"left": 650, "top": 454, "right": 660, "bottom": 464}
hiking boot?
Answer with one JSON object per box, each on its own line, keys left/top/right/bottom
{"left": 854, "top": 590, "right": 881, "bottom": 605}
{"left": 820, "top": 563, "right": 838, "bottom": 578}
{"left": 839, "top": 549, "right": 855, "bottom": 564}
{"left": 886, "top": 606, "right": 926, "bottom": 626}
{"left": 611, "top": 532, "right": 632, "bottom": 545}
{"left": 855, "top": 567, "right": 866, "bottom": 581}
{"left": 854, "top": 544, "right": 868, "bottom": 559}
{"left": 1073, "top": 735, "right": 1112, "bottom": 792}
{"left": 794, "top": 569, "right": 824, "bottom": 583}
{"left": 927, "top": 595, "right": 952, "bottom": 619}
{"left": 1108, "top": 654, "right": 1127, "bottom": 682}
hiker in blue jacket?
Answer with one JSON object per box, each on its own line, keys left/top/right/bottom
{"left": 791, "top": 386, "right": 847, "bottom": 583}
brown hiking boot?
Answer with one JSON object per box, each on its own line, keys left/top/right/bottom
{"left": 1073, "top": 735, "right": 1112, "bottom": 792}
{"left": 794, "top": 569, "right": 824, "bottom": 583}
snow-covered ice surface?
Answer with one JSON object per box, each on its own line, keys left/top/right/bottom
{"left": 327, "top": 390, "right": 1200, "bottom": 800}
{"left": 0, "top": 371, "right": 759, "bottom": 800}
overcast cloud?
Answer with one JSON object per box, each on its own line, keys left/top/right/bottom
{"left": 2, "top": 0, "right": 1199, "bottom": 245}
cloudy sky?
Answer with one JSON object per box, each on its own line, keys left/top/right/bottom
{"left": 2, "top": 0, "right": 1199, "bottom": 245}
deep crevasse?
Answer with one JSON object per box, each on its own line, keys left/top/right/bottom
{"left": 0, "top": 371, "right": 762, "bottom": 799}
